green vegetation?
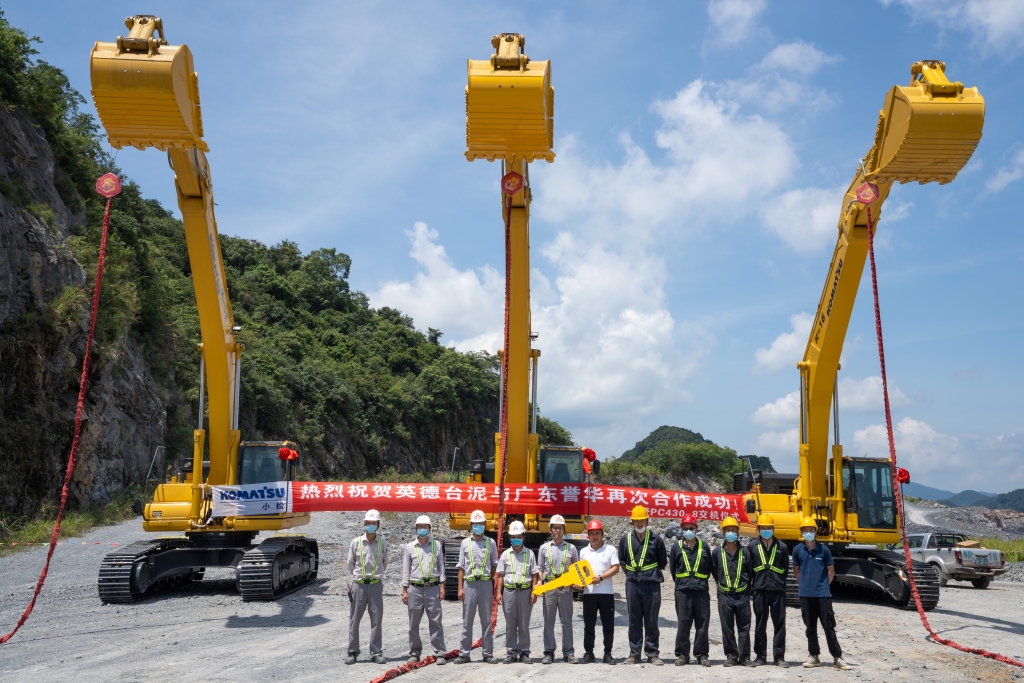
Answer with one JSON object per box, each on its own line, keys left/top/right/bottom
{"left": 619, "top": 425, "right": 710, "bottom": 461}
{"left": 602, "top": 428, "right": 743, "bottom": 490}
{"left": 0, "top": 491, "right": 137, "bottom": 557}
{"left": 980, "top": 489, "right": 1024, "bottom": 513}
{"left": 976, "top": 537, "right": 1024, "bottom": 563}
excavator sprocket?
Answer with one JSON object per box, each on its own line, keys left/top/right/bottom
{"left": 236, "top": 536, "right": 319, "bottom": 601}
{"left": 98, "top": 538, "right": 202, "bottom": 604}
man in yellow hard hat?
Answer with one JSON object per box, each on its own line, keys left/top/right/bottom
{"left": 709, "top": 516, "right": 754, "bottom": 667}
{"left": 792, "top": 518, "right": 850, "bottom": 671}
{"left": 750, "top": 514, "right": 789, "bottom": 667}
{"left": 617, "top": 505, "right": 667, "bottom": 665}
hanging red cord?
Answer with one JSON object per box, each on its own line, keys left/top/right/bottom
{"left": 1, "top": 174, "right": 120, "bottom": 645}
{"left": 865, "top": 202, "right": 1023, "bottom": 669}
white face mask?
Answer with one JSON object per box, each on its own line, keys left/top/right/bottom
{"left": 802, "top": 531, "right": 816, "bottom": 542}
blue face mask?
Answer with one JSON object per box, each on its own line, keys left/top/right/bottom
{"left": 365, "top": 524, "right": 378, "bottom": 534}
{"left": 682, "top": 529, "right": 697, "bottom": 540}
{"left": 760, "top": 529, "right": 774, "bottom": 540}
{"left": 510, "top": 538, "right": 524, "bottom": 548}
{"left": 417, "top": 528, "right": 430, "bottom": 538}
{"left": 724, "top": 532, "right": 738, "bottom": 543}
{"left": 802, "top": 531, "right": 816, "bottom": 542}
{"left": 472, "top": 524, "right": 485, "bottom": 536}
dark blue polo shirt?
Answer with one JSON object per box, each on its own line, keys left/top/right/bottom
{"left": 791, "top": 542, "right": 834, "bottom": 598}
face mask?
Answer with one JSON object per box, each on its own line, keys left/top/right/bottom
{"left": 803, "top": 531, "right": 816, "bottom": 542}
{"left": 724, "top": 532, "right": 738, "bottom": 543}
{"left": 472, "top": 524, "right": 485, "bottom": 536}
{"left": 682, "top": 529, "right": 696, "bottom": 541}
{"left": 417, "top": 528, "right": 430, "bottom": 537}
{"left": 511, "top": 538, "right": 523, "bottom": 548}
{"left": 760, "top": 529, "right": 774, "bottom": 540}
{"left": 365, "top": 524, "right": 378, "bottom": 534}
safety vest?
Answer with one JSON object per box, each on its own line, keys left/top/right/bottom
{"left": 414, "top": 539, "right": 436, "bottom": 582}
{"left": 719, "top": 547, "right": 747, "bottom": 593}
{"left": 504, "top": 549, "right": 530, "bottom": 589}
{"left": 359, "top": 535, "right": 383, "bottom": 583}
{"left": 544, "top": 542, "right": 570, "bottom": 581}
{"left": 625, "top": 530, "right": 659, "bottom": 572}
{"left": 753, "top": 541, "right": 786, "bottom": 574}
{"left": 674, "top": 539, "right": 708, "bottom": 579}
{"left": 466, "top": 538, "right": 491, "bottom": 580}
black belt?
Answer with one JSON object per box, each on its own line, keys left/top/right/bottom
{"left": 504, "top": 585, "right": 532, "bottom": 591}
{"left": 411, "top": 580, "right": 441, "bottom": 587}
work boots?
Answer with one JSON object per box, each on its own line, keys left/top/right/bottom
{"left": 541, "top": 654, "right": 554, "bottom": 665}
{"left": 834, "top": 657, "right": 852, "bottom": 670}
{"left": 566, "top": 655, "right": 579, "bottom": 664}
{"left": 623, "top": 654, "right": 640, "bottom": 665}
{"left": 503, "top": 655, "right": 519, "bottom": 664}
{"left": 647, "top": 656, "right": 664, "bottom": 666}
{"left": 603, "top": 653, "right": 616, "bottom": 665}
{"left": 804, "top": 655, "right": 821, "bottom": 668}
{"left": 723, "top": 655, "right": 739, "bottom": 667}
{"left": 776, "top": 658, "right": 790, "bottom": 668}
{"left": 581, "top": 653, "right": 596, "bottom": 664}
{"left": 371, "top": 656, "right": 387, "bottom": 665}
{"left": 753, "top": 657, "right": 768, "bottom": 666}
{"left": 698, "top": 657, "right": 711, "bottom": 667}
{"left": 674, "top": 656, "right": 689, "bottom": 666}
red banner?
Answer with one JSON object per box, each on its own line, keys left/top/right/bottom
{"left": 289, "top": 482, "right": 748, "bottom": 523}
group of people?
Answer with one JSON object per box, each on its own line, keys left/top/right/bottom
{"left": 345, "top": 505, "right": 851, "bottom": 671}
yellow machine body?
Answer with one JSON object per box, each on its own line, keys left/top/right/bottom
{"left": 741, "top": 62, "right": 984, "bottom": 547}
{"left": 90, "top": 16, "right": 308, "bottom": 534}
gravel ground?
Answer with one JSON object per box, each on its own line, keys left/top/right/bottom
{"left": 996, "top": 562, "right": 1024, "bottom": 583}
{"left": 904, "top": 504, "right": 1024, "bottom": 541}
{"left": 3, "top": 511, "right": 1024, "bottom": 683}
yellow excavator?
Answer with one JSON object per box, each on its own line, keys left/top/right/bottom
{"left": 735, "top": 61, "right": 984, "bottom": 610}
{"left": 91, "top": 16, "right": 318, "bottom": 602}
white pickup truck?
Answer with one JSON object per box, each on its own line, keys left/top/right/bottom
{"left": 906, "top": 532, "right": 1006, "bottom": 588}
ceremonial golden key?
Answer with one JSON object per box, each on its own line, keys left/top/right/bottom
{"left": 532, "top": 560, "right": 594, "bottom": 595}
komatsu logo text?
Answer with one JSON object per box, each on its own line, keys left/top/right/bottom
{"left": 218, "top": 486, "right": 287, "bottom": 501}
{"left": 814, "top": 258, "right": 843, "bottom": 345}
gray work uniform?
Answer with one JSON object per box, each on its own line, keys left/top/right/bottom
{"left": 457, "top": 535, "right": 499, "bottom": 657}
{"left": 402, "top": 538, "right": 447, "bottom": 657}
{"left": 347, "top": 534, "right": 389, "bottom": 657}
{"left": 496, "top": 546, "right": 541, "bottom": 656}
{"left": 538, "top": 540, "right": 579, "bottom": 657}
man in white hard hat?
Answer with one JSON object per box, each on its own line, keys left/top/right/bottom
{"left": 496, "top": 520, "right": 541, "bottom": 663}
{"left": 454, "top": 509, "right": 499, "bottom": 664}
{"left": 402, "top": 515, "right": 447, "bottom": 665}
{"left": 539, "top": 514, "right": 579, "bottom": 664}
{"left": 346, "top": 509, "right": 389, "bottom": 665}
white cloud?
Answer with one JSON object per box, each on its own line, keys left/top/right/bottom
{"left": 756, "top": 428, "right": 800, "bottom": 458}
{"left": 759, "top": 41, "right": 840, "bottom": 75}
{"left": 707, "top": 0, "right": 767, "bottom": 46}
{"left": 752, "top": 391, "right": 799, "bottom": 427}
{"left": 838, "top": 375, "right": 910, "bottom": 412}
{"left": 883, "top": 200, "right": 913, "bottom": 223}
{"left": 759, "top": 186, "right": 843, "bottom": 252}
{"left": 753, "top": 312, "right": 813, "bottom": 375}
{"left": 883, "top": 0, "right": 1024, "bottom": 55}
{"left": 986, "top": 147, "right": 1024, "bottom": 193}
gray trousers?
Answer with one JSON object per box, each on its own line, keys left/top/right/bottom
{"left": 349, "top": 580, "right": 384, "bottom": 656}
{"left": 460, "top": 580, "right": 494, "bottom": 657}
{"left": 408, "top": 584, "right": 446, "bottom": 656}
{"left": 503, "top": 588, "right": 534, "bottom": 655}
{"left": 542, "top": 587, "right": 574, "bottom": 656}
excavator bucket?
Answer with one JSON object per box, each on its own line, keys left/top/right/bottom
{"left": 867, "top": 61, "right": 983, "bottom": 184}
{"left": 466, "top": 33, "right": 554, "bottom": 162}
{"left": 90, "top": 15, "right": 207, "bottom": 151}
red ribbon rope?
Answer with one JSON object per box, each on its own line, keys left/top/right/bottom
{"left": 867, "top": 207, "right": 1023, "bottom": 669}
{"left": 1, "top": 197, "right": 113, "bottom": 645}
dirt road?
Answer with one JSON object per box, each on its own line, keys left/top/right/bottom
{"left": 2, "top": 512, "right": 1023, "bottom": 682}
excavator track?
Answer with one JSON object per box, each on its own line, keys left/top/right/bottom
{"left": 237, "top": 536, "right": 319, "bottom": 601}
{"left": 98, "top": 538, "right": 198, "bottom": 604}
{"left": 833, "top": 547, "right": 940, "bottom": 612}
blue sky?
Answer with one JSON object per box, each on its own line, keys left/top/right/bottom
{"left": 10, "top": 1, "right": 1024, "bottom": 492}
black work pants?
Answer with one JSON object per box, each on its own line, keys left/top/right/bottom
{"left": 800, "top": 597, "right": 842, "bottom": 657}
{"left": 752, "top": 589, "right": 786, "bottom": 661}
{"left": 717, "top": 592, "right": 751, "bottom": 659}
{"left": 625, "top": 580, "right": 661, "bottom": 657}
{"left": 673, "top": 589, "right": 710, "bottom": 659}
{"left": 582, "top": 594, "right": 615, "bottom": 655}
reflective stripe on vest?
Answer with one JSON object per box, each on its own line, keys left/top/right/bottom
{"left": 359, "top": 535, "right": 383, "bottom": 580}
{"left": 544, "top": 542, "right": 570, "bottom": 581}
{"left": 719, "top": 547, "right": 747, "bottom": 593}
{"left": 467, "top": 538, "right": 491, "bottom": 580}
{"left": 626, "top": 530, "right": 658, "bottom": 571}
{"left": 674, "top": 539, "right": 708, "bottom": 579}
{"left": 415, "top": 539, "right": 436, "bottom": 582}
{"left": 505, "top": 549, "right": 530, "bottom": 589}
{"left": 753, "top": 542, "right": 786, "bottom": 574}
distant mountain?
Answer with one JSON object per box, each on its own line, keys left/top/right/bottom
{"left": 902, "top": 483, "right": 955, "bottom": 501}
{"left": 620, "top": 426, "right": 710, "bottom": 461}
{"left": 740, "top": 455, "right": 776, "bottom": 474}
{"left": 940, "top": 490, "right": 997, "bottom": 507}
{"left": 979, "top": 489, "right": 1024, "bottom": 513}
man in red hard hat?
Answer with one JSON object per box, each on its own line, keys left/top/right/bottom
{"left": 669, "top": 514, "right": 712, "bottom": 667}
{"left": 577, "top": 519, "right": 619, "bottom": 664}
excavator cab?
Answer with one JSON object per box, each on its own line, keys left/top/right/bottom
{"left": 237, "top": 441, "right": 300, "bottom": 485}
{"left": 837, "top": 457, "right": 897, "bottom": 530}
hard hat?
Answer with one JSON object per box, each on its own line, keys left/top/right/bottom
{"left": 800, "top": 517, "right": 817, "bottom": 529}
{"left": 757, "top": 514, "right": 775, "bottom": 527}
{"left": 630, "top": 505, "right": 649, "bottom": 521}
{"left": 508, "top": 521, "right": 526, "bottom": 535}
{"left": 587, "top": 519, "right": 604, "bottom": 531}
{"left": 416, "top": 515, "right": 431, "bottom": 526}
{"left": 680, "top": 514, "right": 697, "bottom": 526}
{"left": 364, "top": 509, "right": 381, "bottom": 522}
{"left": 549, "top": 514, "right": 565, "bottom": 526}
{"left": 470, "top": 509, "right": 486, "bottom": 523}
{"left": 720, "top": 516, "right": 740, "bottom": 530}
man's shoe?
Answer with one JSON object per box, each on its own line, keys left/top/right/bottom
{"left": 775, "top": 658, "right": 790, "bottom": 668}
{"left": 674, "top": 656, "right": 689, "bottom": 666}
{"left": 542, "top": 654, "right": 554, "bottom": 665}
{"left": 741, "top": 657, "right": 757, "bottom": 667}
{"left": 581, "top": 653, "right": 596, "bottom": 664}
{"left": 345, "top": 655, "right": 357, "bottom": 665}
{"left": 519, "top": 654, "right": 532, "bottom": 664}
{"left": 566, "top": 655, "right": 579, "bottom": 664}
{"left": 452, "top": 655, "right": 470, "bottom": 665}
{"left": 503, "top": 655, "right": 518, "bottom": 664}
{"left": 648, "top": 656, "right": 664, "bottom": 666}
{"left": 698, "top": 657, "right": 711, "bottom": 667}
{"left": 603, "top": 653, "right": 617, "bottom": 665}
{"left": 624, "top": 654, "right": 640, "bottom": 665}
{"left": 753, "top": 657, "right": 768, "bottom": 666}
{"left": 482, "top": 656, "right": 500, "bottom": 664}
{"left": 834, "top": 657, "right": 852, "bottom": 671}
{"left": 407, "top": 655, "right": 420, "bottom": 664}
{"left": 372, "top": 656, "right": 387, "bottom": 665}
{"left": 804, "top": 655, "right": 821, "bottom": 668}
{"left": 436, "top": 656, "right": 447, "bottom": 666}
{"left": 723, "top": 656, "right": 739, "bottom": 667}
